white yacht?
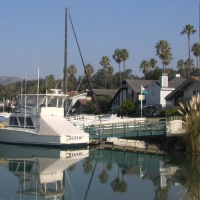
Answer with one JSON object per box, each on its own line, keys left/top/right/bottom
{"left": 0, "top": 89, "right": 89, "bottom": 148}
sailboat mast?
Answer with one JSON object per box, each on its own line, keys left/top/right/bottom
{"left": 63, "top": 7, "right": 68, "bottom": 115}
{"left": 67, "top": 8, "right": 102, "bottom": 120}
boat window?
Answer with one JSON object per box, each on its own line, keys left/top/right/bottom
{"left": 9, "top": 161, "right": 34, "bottom": 172}
{"left": 9, "top": 162, "right": 18, "bottom": 171}
{"left": 10, "top": 117, "right": 18, "bottom": 126}
{"left": 18, "top": 117, "right": 34, "bottom": 127}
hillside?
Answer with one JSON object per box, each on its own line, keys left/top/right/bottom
{"left": 0, "top": 76, "right": 21, "bottom": 85}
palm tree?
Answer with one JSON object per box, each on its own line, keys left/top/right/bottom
{"left": 113, "top": 49, "right": 122, "bottom": 86}
{"left": 177, "top": 59, "right": 186, "bottom": 77}
{"left": 67, "top": 64, "right": 77, "bottom": 90}
{"left": 163, "top": 50, "right": 173, "bottom": 70}
{"left": 99, "top": 56, "right": 110, "bottom": 89}
{"left": 85, "top": 64, "right": 94, "bottom": 79}
{"left": 181, "top": 25, "right": 197, "bottom": 78}
{"left": 107, "top": 66, "right": 114, "bottom": 89}
{"left": 191, "top": 43, "right": 200, "bottom": 68}
{"left": 149, "top": 58, "right": 157, "bottom": 69}
{"left": 181, "top": 24, "right": 197, "bottom": 59}
{"left": 121, "top": 49, "right": 129, "bottom": 75}
{"left": 139, "top": 60, "right": 149, "bottom": 79}
{"left": 185, "top": 58, "right": 195, "bottom": 78}
{"left": 83, "top": 159, "right": 93, "bottom": 174}
{"left": 155, "top": 40, "right": 172, "bottom": 70}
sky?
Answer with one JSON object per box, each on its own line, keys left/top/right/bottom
{"left": 0, "top": 0, "right": 200, "bottom": 80}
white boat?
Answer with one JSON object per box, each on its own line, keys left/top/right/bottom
{"left": 0, "top": 89, "right": 89, "bottom": 148}
{"left": 0, "top": 112, "right": 11, "bottom": 118}
{"left": 0, "top": 112, "right": 11, "bottom": 123}
{"left": 0, "top": 144, "right": 89, "bottom": 199}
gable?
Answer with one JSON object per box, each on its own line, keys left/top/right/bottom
{"left": 165, "top": 76, "right": 199, "bottom": 100}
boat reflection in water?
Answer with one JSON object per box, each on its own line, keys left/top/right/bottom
{"left": 0, "top": 144, "right": 88, "bottom": 199}
{"left": 1, "top": 144, "right": 200, "bottom": 200}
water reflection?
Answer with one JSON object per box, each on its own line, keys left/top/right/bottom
{"left": 1, "top": 145, "right": 200, "bottom": 199}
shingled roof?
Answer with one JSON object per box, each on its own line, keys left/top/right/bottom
{"left": 124, "top": 79, "right": 154, "bottom": 93}
{"left": 153, "top": 76, "right": 186, "bottom": 88}
{"left": 92, "top": 89, "right": 117, "bottom": 98}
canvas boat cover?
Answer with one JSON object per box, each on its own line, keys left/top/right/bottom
{"left": 39, "top": 116, "right": 88, "bottom": 136}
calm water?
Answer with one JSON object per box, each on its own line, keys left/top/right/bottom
{"left": 0, "top": 144, "right": 198, "bottom": 200}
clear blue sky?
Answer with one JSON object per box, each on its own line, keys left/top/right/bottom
{"left": 0, "top": 0, "right": 200, "bottom": 80}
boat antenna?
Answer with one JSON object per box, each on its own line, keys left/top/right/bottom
{"left": 67, "top": 8, "right": 102, "bottom": 121}
{"left": 37, "top": 68, "right": 39, "bottom": 113}
{"left": 21, "top": 75, "right": 23, "bottom": 113}
{"left": 63, "top": 7, "right": 68, "bottom": 116}
{"left": 24, "top": 72, "right": 26, "bottom": 128}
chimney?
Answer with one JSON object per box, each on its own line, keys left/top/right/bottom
{"left": 159, "top": 73, "right": 168, "bottom": 87}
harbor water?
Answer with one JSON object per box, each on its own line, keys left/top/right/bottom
{"left": 0, "top": 144, "right": 197, "bottom": 200}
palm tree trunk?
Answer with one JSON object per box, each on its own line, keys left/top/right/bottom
{"left": 124, "top": 61, "right": 125, "bottom": 79}
{"left": 119, "top": 63, "right": 121, "bottom": 86}
{"left": 105, "top": 70, "right": 106, "bottom": 89}
{"left": 188, "top": 35, "right": 191, "bottom": 78}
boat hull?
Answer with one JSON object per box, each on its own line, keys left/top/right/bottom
{"left": 0, "top": 128, "right": 89, "bottom": 149}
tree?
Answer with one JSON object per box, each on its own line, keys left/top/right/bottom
{"left": 99, "top": 56, "right": 110, "bottom": 89}
{"left": 46, "top": 75, "right": 56, "bottom": 92}
{"left": 83, "top": 159, "right": 93, "bottom": 174}
{"left": 155, "top": 40, "right": 172, "bottom": 70}
{"left": 121, "top": 49, "right": 129, "bottom": 76}
{"left": 149, "top": 58, "right": 157, "bottom": 70}
{"left": 85, "top": 64, "right": 94, "bottom": 79}
{"left": 113, "top": 49, "right": 122, "bottom": 86}
{"left": 180, "top": 24, "right": 197, "bottom": 60}
{"left": 191, "top": 43, "right": 200, "bottom": 68}
{"left": 185, "top": 58, "right": 195, "bottom": 78}
{"left": 121, "top": 99, "right": 135, "bottom": 116}
{"left": 107, "top": 66, "right": 114, "bottom": 89}
{"left": 177, "top": 59, "right": 186, "bottom": 77}
{"left": 139, "top": 60, "right": 149, "bottom": 80}
{"left": 163, "top": 50, "right": 173, "bottom": 69}
{"left": 67, "top": 64, "right": 77, "bottom": 90}
{"left": 181, "top": 24, "right": 197, "bottom": 77}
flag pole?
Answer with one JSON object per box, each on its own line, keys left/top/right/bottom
{"left": 141, "top": 85, "right": 142, "bottom": 117}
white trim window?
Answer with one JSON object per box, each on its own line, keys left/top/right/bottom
{"left": 150, "top": 90, "right": 157, "bottom": 98}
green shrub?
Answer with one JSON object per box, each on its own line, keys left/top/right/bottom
{"left": 159, "top": 108, "right": 181, "bottom": 117}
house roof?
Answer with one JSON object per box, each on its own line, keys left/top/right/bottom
{"left": 92, "top": 89, "right": 117, "bottom": 98}
{"left": 165, "top": 76, "right": 199, "bottom": 100}
{"left": 67, "top": 91, "right": 80, "bottom": 98}
{"left": 153, "top": 76, "right": 186, "bottom": 88}
{"left": 124, "top": 79, "right": 154, "bottom": 93}
{"left": 168, "top": 76, "right": 186, "bottom": 88}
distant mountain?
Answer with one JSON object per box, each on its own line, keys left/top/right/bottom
{"left": 0, "top": 76, "right": 21, "bottom": 85}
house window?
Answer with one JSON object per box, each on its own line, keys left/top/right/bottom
{"left": 150, "top": 90, "right": 156, "bottom": 98}
{"left": 190, "top": 89, "right": 199, "bottom": 97}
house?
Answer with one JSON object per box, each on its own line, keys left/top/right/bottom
{"left": 110, "top": 74, "right": 186, "bottom": 116}
{"left": 145, "top": 73, "right": 186, "bottom": 115}
{"left": 165, "top": 76, "right": 200, "bottom": 108}
{"left": 72, "top": 99, "right": 91, "bottom": 114}
{"left": 67, "top": 91, "right": 91, "bottom": 112}
{"left": 70, "top": 89, "right": 117, "bottom": 115}
{"left": 110, "top": 79, "right": 153, "bottom": 113}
